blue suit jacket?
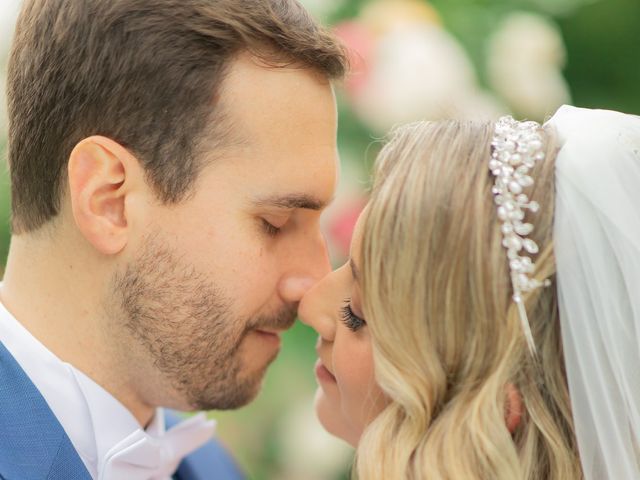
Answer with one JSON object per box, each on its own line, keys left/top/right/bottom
{"left": 0, "top": 341, "right": 245, "bottom": 480}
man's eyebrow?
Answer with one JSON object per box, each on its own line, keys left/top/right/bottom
{"left": 350, "top": 258, "right": 360, "bottom": 282}
{"left": 251, "top": 193, "right": 329, "bottom": 211}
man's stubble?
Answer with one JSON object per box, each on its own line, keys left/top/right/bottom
{"left": 107, "top": 232, "right": 296, "bottom": 410}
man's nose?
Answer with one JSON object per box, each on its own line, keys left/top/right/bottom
{"left": 278, "top": 233, "right": 331, "bottom": 304}
{"left": 297, "top": 273, "right": 336, "bottom": 343}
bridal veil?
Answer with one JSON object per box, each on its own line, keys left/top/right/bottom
{"left": 550, "top": 105, "right": 640, "bottom": 479}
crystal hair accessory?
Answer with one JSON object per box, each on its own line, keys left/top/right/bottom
{"left": 490, "top": 116, "right": 551, "bottom": 354}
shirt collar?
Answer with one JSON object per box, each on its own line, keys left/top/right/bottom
{"left": 0, "top": 297, "right": 165, "bottom": 478}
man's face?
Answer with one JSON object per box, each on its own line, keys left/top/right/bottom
{"left": 109, "top": 55, "right": 338, "bottom": 411}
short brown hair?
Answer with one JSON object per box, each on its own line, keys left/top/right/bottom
{"left": 7, "top": 0, "right": 347, "bottom": 233}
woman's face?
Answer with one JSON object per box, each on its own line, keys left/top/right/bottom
{"left": 299, "top": 211, "right": 388, "bottom": 446}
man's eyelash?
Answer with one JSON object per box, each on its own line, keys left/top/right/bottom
{"left": 340, "top": 300, "right": 366, "bottom": 332}
{"left": 261, "top": 219, "right": 281, "bottom": 237}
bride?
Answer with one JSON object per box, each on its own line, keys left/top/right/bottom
{"left": 299, "top": 105, "right": 640, "bottom": 479}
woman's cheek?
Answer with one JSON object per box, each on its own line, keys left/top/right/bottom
{"left": 334, "top": 332, "right": 379, "bottom": 432}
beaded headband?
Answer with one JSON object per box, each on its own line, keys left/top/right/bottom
{"left": 490, "top": 116, "right": 551, "bottom": 354}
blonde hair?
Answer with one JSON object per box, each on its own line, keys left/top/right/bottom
{"left": 357, "top": 120, "right": 582, "bottom": 479}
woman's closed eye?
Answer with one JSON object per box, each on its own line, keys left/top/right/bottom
{"left": 341, "top": 300, "right": 366, "bottom": 332}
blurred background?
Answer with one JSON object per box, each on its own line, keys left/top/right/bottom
{"left": 1, "top": 0, "right": 639, "bottom": 478}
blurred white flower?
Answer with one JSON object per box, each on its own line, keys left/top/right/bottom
{"left": 351, "top": 24, "right": 502, "bottom": 133}
{"left": 277, "top": 396, "right": 353, "bottom": 480}
{"left": 0, "top": 0, "right": 21, "bottom": 60}
{"left": 487, "top": 12, "right": 571, "bottom": 120}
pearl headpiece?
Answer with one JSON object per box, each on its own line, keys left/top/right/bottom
{"left": 490, "top": 116, "right": 551, "bottom": 354}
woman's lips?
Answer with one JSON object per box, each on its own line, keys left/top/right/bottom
{"left": 314, "top": 358, "right": 337, "bottom": 384}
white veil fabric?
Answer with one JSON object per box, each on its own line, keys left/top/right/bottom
{"left": 549, "top": 105, "right": 640, "bottom": 479}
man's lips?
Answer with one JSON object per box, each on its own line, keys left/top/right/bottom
{"left": 253, "top": 329, "right": 283, "bottom": 347}
{"left": 254, "top": 328, "right": 284, "bottom": 335}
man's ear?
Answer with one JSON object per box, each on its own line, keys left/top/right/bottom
{"left": 68, "top": 136, "right": 138, "bottom": 255}
{"left": 505, "top": 382, "right": 523, "bottom": 434}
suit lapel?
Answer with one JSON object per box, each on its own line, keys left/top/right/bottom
{"left": 0, "top": 341, "right": 91, "bottom": 480}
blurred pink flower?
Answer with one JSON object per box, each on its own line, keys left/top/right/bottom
{"left": 325, "top": 196, "right": 367, "bottom": 263}
{"left": 334, "top": 21, "right": 376, "bottom": 97}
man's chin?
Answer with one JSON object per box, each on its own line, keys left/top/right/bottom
{"left": 194, "top": 360, "right": 274, "bottom": 411}
{"left": 228, "top": 357, "right": 276, "bottom": 407}
{"left": 213, "top": 382, "right": 262, "bottom": 411}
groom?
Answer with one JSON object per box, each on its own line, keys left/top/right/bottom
{"left": 0, "top": 0, "right": 346, "bottom": 479}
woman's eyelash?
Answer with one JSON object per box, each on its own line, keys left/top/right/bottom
{"left": 261, "top": 219, "right": 281, "bottom": 237}
{"left": 340, "top": 300, "right": 366, "bottom": 332}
